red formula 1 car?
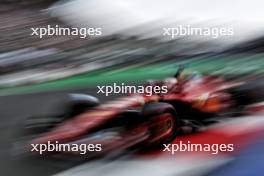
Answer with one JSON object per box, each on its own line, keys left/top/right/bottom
{"left": 19, "top": 68, "right": 259, "bottom": 159}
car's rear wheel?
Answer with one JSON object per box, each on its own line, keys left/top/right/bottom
{"left": 24, "top": 114, "right": 65, "bottom": 135}
{"left": 60, "top": 94, "right": 99, "bottom": 118}
{"left": 27, "top": 94, "right": 100, "bottom": 133}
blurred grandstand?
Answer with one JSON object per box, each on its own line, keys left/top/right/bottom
{"left": 0, "top": 1, "right": 264, "bottom": 89}
{"left": 0, "top": 2, "right": 213, "bottom": 88}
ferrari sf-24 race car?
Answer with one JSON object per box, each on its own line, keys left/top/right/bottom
{"left": 20, "top": 68, "right": 259, "bottom": 158}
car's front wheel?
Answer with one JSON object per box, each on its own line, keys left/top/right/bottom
{"left": 142, "top": 102, "right": 180, "bottom": 147}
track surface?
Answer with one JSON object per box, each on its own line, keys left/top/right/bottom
{"left": 0, "top": 88, "right": 227, "bottom": 176}
{"left": 1, "top": 77, "right": 264, "bottom": 176}
{"left": 0, "top": 87, "right": 117, "bottom": 176}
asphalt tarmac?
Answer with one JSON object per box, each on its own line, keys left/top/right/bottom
{"left": 1, "top": 76, "right": 263, "bottom": 176}
{"left": 0, "top": 87, "right": 117, "bottom": 176}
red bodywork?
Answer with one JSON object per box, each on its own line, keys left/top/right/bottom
{"left": 31, "top": 75, "right": 239, "bottom": 150}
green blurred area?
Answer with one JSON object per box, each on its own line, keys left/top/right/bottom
{"left": 0, "top": 54, "right": 264, "bottom": 96}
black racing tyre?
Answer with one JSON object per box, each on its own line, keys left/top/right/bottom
{"left": 23, "top": 114, "right": 65, "bottom": 135}
{"left": 142, "top": 102, "right": 180, "bottom": 147}
{"left": 227, "top": 80, "right": 264, "bottom": 116}
{"left": 12, "top": 114, "right": 66, "bottom": 158}
{"left": 23, "top": 94, "right": 99, "bottom": 135}
{"left": 59, "top": 93, "right": 99, "bottom": 118}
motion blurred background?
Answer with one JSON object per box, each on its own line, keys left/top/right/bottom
{"left": 0, "top": 0, "right": 264, "bottom": 176}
